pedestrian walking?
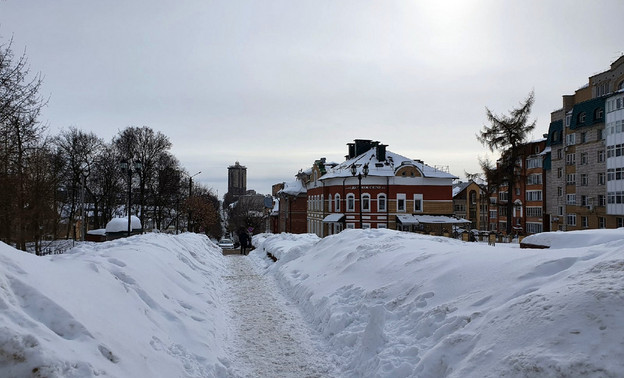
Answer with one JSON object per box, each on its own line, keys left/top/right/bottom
{"left": 238, "top": 229, "right": 249, "bottom": 255}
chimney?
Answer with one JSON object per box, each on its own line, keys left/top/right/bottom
{"left": 354, "top": 139, "right": 373, "bottom": 156}
{"left": 347, "top": 143, "right": 355, "bottom": 159}
{"left": 376, "top": 144, "right": 387, "bottom": 162}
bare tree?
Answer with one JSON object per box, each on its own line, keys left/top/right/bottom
{"left": 477, "top": 91, "right": 536, "bottom": 234}
{"left": 0, "top": 37, "right": 48, "bottom": 249}
{"left": 54, "top": 127, "right": 103, "bottom": 239}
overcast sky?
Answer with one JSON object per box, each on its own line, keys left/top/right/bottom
{"left": 1, "top": 1, "right": 623, "bottom": 197}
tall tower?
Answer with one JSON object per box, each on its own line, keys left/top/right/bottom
{"left": 227, "top": 161, "right": 247, "bottom": 197}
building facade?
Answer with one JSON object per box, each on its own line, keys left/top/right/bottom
{"left": 452, "top": 181, "right": 488, "bottom": 232}
{"left": 545, "top": 56, "right": 624, "bottom": 231}
{"left": 488, "top": 139, "right": 547, "bottom": 235}
{"left": 306, "top": 140, "right": 457, "bottom": 236}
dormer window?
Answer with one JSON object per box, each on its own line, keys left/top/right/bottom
{"left": 595, "top": 108, "right": 603, "bottom": 120}
{"left": 578, "top": 112, "right": 586, "bottom": 124}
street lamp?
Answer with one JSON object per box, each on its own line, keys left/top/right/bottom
{"left": 188, "top": 171, "right": 201, "bottom": 232}
{"left": 121, "top": 160, "right": 142, "bottom": 237}
{"left": 350, "top": 163, "right": 369, "bottom": 228}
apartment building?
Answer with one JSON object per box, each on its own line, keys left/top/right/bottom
{"left": 545, "top": 56, "right": 624, "bottom": 230}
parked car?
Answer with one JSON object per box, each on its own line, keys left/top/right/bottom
{"left": 217, "top": 238, "right": 235, "bottom": 249}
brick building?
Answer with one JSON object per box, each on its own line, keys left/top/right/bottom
{"left": 488, "top": 139, "right": 547, "bottom": 235}
{"left": 545, "top": 55, "right": 624, "bottom": 230}
{"left": 452, "top": 180, "right": 488, "bottom": 232}
{"left": 306, "top": 139, "right": 457, "bottom": 236}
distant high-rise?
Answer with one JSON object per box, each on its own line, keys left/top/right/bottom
{"left": 227, "top": 161, "right": 247, "bottom": 197}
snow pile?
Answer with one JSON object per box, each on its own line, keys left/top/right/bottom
{"left": 522, "top": 228, "right": 624, "bottom": 248}
{"left": 252, "top": 228, "right": 624, "bottom": 377}
{"left": 104, "top": 216, "right": 142, "bottom": 233}
{"left": 253, "top": 233, "right": 320, "bottom": 262}
{"left": 0, "top": 233, "right": 228, "bottom": 377}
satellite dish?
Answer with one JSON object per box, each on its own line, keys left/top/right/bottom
{"left": 264, "top": 196, "right": 274, "bottom": 208}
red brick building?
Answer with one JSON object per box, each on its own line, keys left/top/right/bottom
{"left": 307, "top": 140, "right": 458, "bottom": 236}
{"left": 271, "top": 171, "right": 309, "bottom": 234}
{"left": 488, "top": 139, "right": 547, "bottom": 235}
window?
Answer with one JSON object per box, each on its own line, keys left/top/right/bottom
{"left": 580, "top": 132, "right": 586, "bottom": 144}
{"left": 335, "top": 194, "right": 341, "bottom": 212}
{"left": 566, "top": 194, "right": 576, "bottom": 205}
{"left": 599, "top": 217, "right": 606, "bottom": 229}
{"left": 499, "top": 191, "right": 508, "bottom": 202}
{"left": 580, "top": 152, "right": 588, "bottom": 165}
{"left": 598, "top": 128, "right": 603, "bottom": 140}
{"left": 362, "top": 223, "right": 371, "bottom": 229}
{"left": 377, "top": 224, "right": 387, "bottom": 229}
{"left": 567, "top": 133, "right": 576, "bottom": 146}
{"left": 557, "top": 149, "right": 563, "bottom": 159}
{"left": 595, "top": 108, "right": 603, "bottom": 120}
{"left": 515, "top": 187, "right": 520, "bottom": 196}
{"left": 577, "top": 112, "right": 586, "bottom": 124}
{"left": 557, "top": 167, "right": 562, "bottom": 178}
{"left": 581, "top": 195, "right": 588, "bottom": 206}
{"left": 558, "top": 206, "right": 564, "bottom": 216}
{"left": 489, "top": 210, "right": 497, "bottom": 219}
{"left": 347, "top": 194, "right": 355, "bottom": 212}
{"left": 582, "top": 216, "right": 588, "bottom": 228}
{"left": 527, "top": 174, "right": 542, "bottom": 185}
{"left": 618, "top": 217, "right": 624, "bottom": 228}
{"left": 566, "top": 153, "right": 576, "bottom": 165}
{"left": 346, "top": 223, "right": 355, "bottom": 229}
{"left": 598, "top": 150, "right": 605, "bottom": 163}
{"left": 566, "top": 173, "right": 576, "bottom": 185}
{"left": 361, "top": 194, "right": 370, "bottom": 211}
{"left": 377, "top": 194, "right": 387, "bottom": 212}
{"left": 526, "top": 157, "right": 541, "bottom": 169}
{"left": 526, "top": 222, "right": 543, "bottom": 234}
{"left": 581, "top": 174, "right": 588, "bottom": 186}
{"left": 599, "top": 195, "right": 606, "bottom": 207}
{"left": 397, "top": 194, "right": 406, "bottom": 212}
{"left": 567, "top": 214, "right": 576, "bottom": 226}
{"left": 557, "top": 186, "right": 562, "bottom": 197}
{"left": 526, "top": 207, "right": 542, "bottom": 217}
{"left": 526, "top": 190, "right": 542, "bottom": 201}
{"left": 413, "top": 194, "right": 423, "bottom": 213}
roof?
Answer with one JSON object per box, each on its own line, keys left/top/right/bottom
{"left": 323, "top": 213, "right": 345, "bottom": 223}
{"left": 570, "top": 97, "right": 605, "bottom": 130}
{"left": 320, "top": 148, "right": 457, "bottom": 180}
{"left": 278, "top": 180, "right": 307, "bottom": 196}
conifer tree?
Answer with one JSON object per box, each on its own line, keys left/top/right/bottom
{"left": 477, "top": 91, "right": 536, "bottom": 235}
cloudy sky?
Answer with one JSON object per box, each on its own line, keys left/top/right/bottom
{"left": 1, "top": 1, "right": 623, "bottom": 197}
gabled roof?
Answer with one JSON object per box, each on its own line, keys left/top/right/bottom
{"left": 278, "top": 179, "right": 307, "bottom": 196}
{"left": 320, "top": 148, "right": 457, "bottom": 180}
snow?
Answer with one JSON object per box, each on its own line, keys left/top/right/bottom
{"left": 320, "top": 148, "right": 458, "bottom": 180}
{"left": 104, "top": 216, "right": 142, "bottom": 233}
{"left": 252, "top": 229, "right": 624, "bottom": 377}
{"left": 522, "top": 228, "right": 624, "bottom": 248}
{"left": 2, "top": 228, "right": 624, "bottom": 377}
{"left": 279, "top": 179, "right": 307, "bottom": 196}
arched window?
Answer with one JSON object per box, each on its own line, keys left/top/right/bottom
{"left": 578, "top": 112, "right": 586, "bottom": 124}
{"left": 377, "top": 194, "right": 387, "bottom": 212}
{"left": 595, "top": 108, "right": 603, "bottom": 120}
{"left": 618, "top": 80, "right": 624, "bottom": 90}
{"left": 335, "top": 193, "right": 341, "bottom": 212}
{"left": 361, "top": 194, "right": 371, "bottom": 211}
{"left": 347, "top": 193, "right": 355, "bottom": 212}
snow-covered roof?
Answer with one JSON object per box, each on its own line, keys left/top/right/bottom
{"left": 278, "top": 180, "right": 307, "bottom": 196}
{"left": 452, "top": 181, "right": 471, "bottom": 197}
{"left": 320, "top": 148, "right": 457, "bottom": 180}
{"left": 105, "top": 216, "right": 142, "bottom": 233}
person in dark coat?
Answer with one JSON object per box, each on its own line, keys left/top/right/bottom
{"left": 238, "top": 229, "right": 249, "bottom": 255}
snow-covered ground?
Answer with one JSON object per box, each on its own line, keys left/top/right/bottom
{"left": 1, "top": 228, "right": 623, "bottom": 377}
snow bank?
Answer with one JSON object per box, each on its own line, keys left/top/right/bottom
{"left": 105, "top": 216, "right": 142, "bottom": 233}
{"left": 522, "top": 228, "right": 624, "bottom": 248}
{"left": 0, "top": 233, "right": 228, "bottom": 377}
{"left": 252, "top": 228, "right": 624, "bottom": 377}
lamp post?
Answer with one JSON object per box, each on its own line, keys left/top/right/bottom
{"left": 121, "top": 160, "right": 142, "bottom": 237}
{"left": 350, "top": 163, "right": 369, "bottom": 228}
{"left": 188, "top": 171, "right": 201, "bottom": 232}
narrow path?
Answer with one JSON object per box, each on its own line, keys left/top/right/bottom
{"left": 223, "top": 255, "right": 337, "bottom": 377}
